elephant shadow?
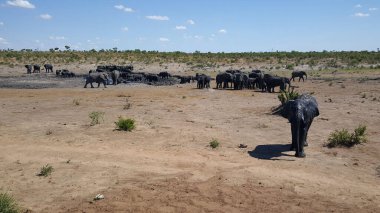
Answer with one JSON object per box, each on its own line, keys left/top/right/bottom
{"left": 248, "top": 144, "right": 295, "bottom": 161}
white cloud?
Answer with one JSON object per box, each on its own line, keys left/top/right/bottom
{"left": 7, "top": 0, "right": 35, "bottom": 9}
{"left": 159, "top": 37, "right": 169, "bottom": 42}
{"left": 194, "top": 35, "right": 203, "bottom": 40}
{"left": 354, "top": 12, "right": 370, "bottom": 17}
{"left": 218, "top": 29, "right": 227, "bottom": 34}
{"left": 49, "top": 36, "right": 65, "bottom": 40}
{"left": 114, "top": 5, "right": 134, "bottom": 12}
{"left": 0, "top": 22, "right": 4, "bottom": 26}
{"left": 122, "top": 27, "right": 129, "bottom": 32}
{"left": 40, "top": 14, "right": 52, "bottom": 20}
{"left": 369, "top": 8, "right": 378, "bottom": 11}
{"left": 146, "top": 15, "right": 169, "bottom": 21}
{"left": 187, "top": 19, "right": 195, "bottom": 25}
{"left": 355, "top": 4, "right": 362, "bottom": 8}
{"left": 0, "top": 37, "right": 9, "bottom": 45}
{"left": 175, "top": 25, "right": 187, "bottom": 30}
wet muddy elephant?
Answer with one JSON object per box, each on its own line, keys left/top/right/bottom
{"left": 277, "top": 94, "right": 319, "bottom": 157}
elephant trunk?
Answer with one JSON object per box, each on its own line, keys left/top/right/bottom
{"left": 304, "top": 72, "right": 308, "bottom": 80}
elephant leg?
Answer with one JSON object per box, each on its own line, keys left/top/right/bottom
{"left": 304, "top": 119, "right": 313, "bottom": 147}
{"left": 302, "top": 77, "right": 305, "bottom": 82}
{"left": 297, "top": 124, "right": 307, "bottom": 157}
{"left": 84, "top": 82, "right": 88, "bottom": 88}
{"left": 103, "top": 81, "right": 107, "bottom": 88}
{"left": 290, "top": 122, "right": 297, "bottom": 151}
{"left": 90, "top": 82, "right": 94, "bottom": 88}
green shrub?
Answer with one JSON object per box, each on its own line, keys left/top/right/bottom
{"left": 115, "top": 117, "right": 135, "bottom": 131}
{"left": 0, "top": 192, "right": 19, "bottom": 213}
{"left": 38, "top": 164, "right": 54, "bottom": 177}
{"left": 209, "top": 139, "right": 220, "bottom": 149}
{"left": 89, "top": 111, "right": 105, "bottom": 126}
{"left": 72, "top": 99, "right": 80, "bottom": 106}
{"left": 326, "top": 125, "right": 367, "bottom": 148}
{"left": 278, "top": 90, "right": 300, "bottom": 105}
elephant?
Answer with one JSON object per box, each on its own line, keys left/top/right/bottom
{"left": 233, "top": 73, "right": 243, "bottom": 90}
{"left": 110, "top": 70, "right": 120, "bottom": 85}
{"left": 196, "top": 74, "right": 211, "bottom": 89}
{"left": 247, "top": 77, "right": 258, "bottom": 89}
{"left": 179, "top": 76, "right": 192, "bottom": 84}
{"left": 44, "top": 64, "right": 53, "bottom": 73}
{"left": 264, "top": 76, "right": 290, "bottom": 93}
{"left": 249, "top": 71, "right": 265, "bottom": 91}
{"left": 25, "top": 65, "right": 32, "bottom": 74}
{"left": 146, "top": 74, "right": 159, "bottom": 82}
{"left": 290, "top": 71, "right": 307, "bottom": 82}
{"left": 84, "top": 73, "right": 109, "bottom": 88}
{"left": 277, "top": 94, "right": 319, "bottom": 157}
{"left": 57, "top": 69, "right": 75, "bottom": 78}
{"left": 216, "top": 72, "right": 234, "bottom": 89}
{"left": 33, "top": 65, "right": 40, "bottom": 73}
{"left": 158, "top": 71, "right": 170, "bottom": 79}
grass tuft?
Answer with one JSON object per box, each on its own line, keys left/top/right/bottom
{"left": 325, "top": 125, "right": 367, "bottom": 148}
{"left": 209, "top": 139, "right": 220, "bottom": 149}
{"left": 89, "top": 111, "right": 105, "bottom": 126}
{"left": 115, "top": 117, "right": 135, "bottom": 131}
{"left": 0, "top": 192, "right": 20, "bottom": 213}
{"left": 72, "top": 99, "right": 81, "bottom": 106}
{"left": 37, "top": 164, "right": 54, "bottom": 177}
{"left": 278, "top": 90, "right": 300, "bottom": 105}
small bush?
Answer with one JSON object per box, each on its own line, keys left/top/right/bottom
{"left": 123, "top": 98, "right": 132, "bottom": 110}
{"left": 89, "top": 111, "right": 105, "bottom": 126}
{"left": 115, "top": 117, "right": 135, "bottom": 131}
{"left": 38, "top": 164, "right": 54, "bottom": 177}
{"left": 72, "top": 99, "right": 80, "bottom": 106}
{"left": 45, "top": 129, "right": 53, "bottom": 135}
{"left": 209, "top": 139, "right": 220, "bottom": 149}
{"left": 325, "top": 125, "right": 367, "bottom": 148}
{"left": 0, "top": 192, "right": 20, "bottom": 213}
{"left": 278, "top": 90, "right": 300, "bottom": 105}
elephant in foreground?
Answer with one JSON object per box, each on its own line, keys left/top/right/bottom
{"left": 84, "top": 73, "right": 109, "bottom": 88}
{"left": 290, "top": 71, "right": 307, "bottom": 82}
{"left": 44, "top": 64, "right": 53, "bottom": 73}
{"left": 276, "top": 94, "right": 319, "bottom": 157}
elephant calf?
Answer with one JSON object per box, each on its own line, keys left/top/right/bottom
{"left": 278, "top": 94, "right": 319, "bottom": 157}
{"left": 84, "top": 73, "right": 109, "bottom": 88}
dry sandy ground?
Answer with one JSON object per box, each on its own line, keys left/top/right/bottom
{"left": 0, "top": 69, "right": 379, "bottom": 212}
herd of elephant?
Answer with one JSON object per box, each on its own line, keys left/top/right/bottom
{"left": 25, "top": 64, "right": 53, "bottom": 74}
{"left": 212, "top": 69, "right": 307, "bottom": 93}
{"left": 83, "top": 67, "right": 317, "bottom": 158}
{"left": 25, "top": 64, "right": 76, "bottom": 78}
{"left": 23, "top": 63, "right": 315, "bottom": 158}
{"left": 84, "top": 65, "right": 197, "bottom": 88}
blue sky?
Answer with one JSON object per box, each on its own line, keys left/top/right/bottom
{"left": 0, "top": 0, "right": 379, "bottom": 52}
